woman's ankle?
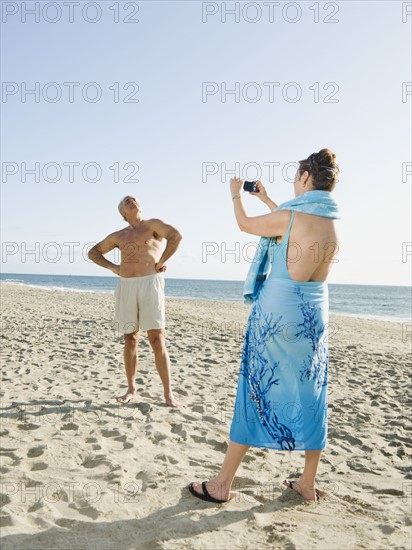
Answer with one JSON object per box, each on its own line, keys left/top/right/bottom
{"left": 297, "top": 475, "right": 315, "bottom": 488}
{"left": 209, "top": 476, "right": 232, "bottom": 492}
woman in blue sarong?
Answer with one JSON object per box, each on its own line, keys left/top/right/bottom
{"left": 189, "top": 149, "right": 340, "bottom": 503}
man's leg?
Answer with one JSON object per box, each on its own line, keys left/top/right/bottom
{"left": 147, "top": 328, "right": 182, "bottom": 408}
{"left": 190, "top": 440, "right": 250, "bottom": 501}
{"left": 116, "top": 330, "right": 140, "bottom": 404}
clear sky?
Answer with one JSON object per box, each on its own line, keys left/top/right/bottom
{"left": 1, "top": 0, "right": 411, "bottom": 285}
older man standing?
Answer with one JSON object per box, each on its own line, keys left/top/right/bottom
{"left": 88, "top": 196, "right": 182, "bottom": 408}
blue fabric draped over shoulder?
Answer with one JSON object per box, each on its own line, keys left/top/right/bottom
{"left": 243, "top": 189, "right": 339, "bottom": 304}
{"left": 230, "top": 190, "right": 339, "bottom": 451}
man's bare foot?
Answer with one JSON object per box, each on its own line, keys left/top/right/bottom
{"left": 283, "top": 478, "right": 319, "bottom": 501}
{"left": 115, "top": 390, "right": 137, "bottom": 404}
{"left": 165, "top": 393, "right": 183, "bottom": 408}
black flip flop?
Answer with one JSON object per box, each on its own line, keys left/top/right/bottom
{"left": 283, "top": 479, "right": 320, "bottom": 502}
{"left": 188, "top": 481, "right": 229, "bottom": 504}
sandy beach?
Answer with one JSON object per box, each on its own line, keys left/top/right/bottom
{"left": 0, "top": 282, "right": 411, "bottom": 550}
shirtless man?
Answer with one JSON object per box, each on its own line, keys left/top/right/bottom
{"left": 88, "top": 196, "right": 182, "bottom": 408}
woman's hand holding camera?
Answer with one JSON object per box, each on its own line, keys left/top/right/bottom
{"left": 230, "top": 177, "right": 277, "bottom": 211}
{"left": 249, "top": 180, "right": 268, "bottom": 202}
{"left": 248, "top": 180, "right": 277, "bottom": 211}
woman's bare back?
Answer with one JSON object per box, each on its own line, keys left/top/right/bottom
{"left": 277, "top": 211, "right": 339, "bottom": 283}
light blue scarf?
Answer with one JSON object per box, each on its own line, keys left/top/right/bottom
{"left": 243, "top": 190, "right": 340, "bottom": 304}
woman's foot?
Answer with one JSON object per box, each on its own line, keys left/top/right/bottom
{"left": 283, "top": 478, "right": 320, "bottom": 502}
{"left": 189, "top": 478, "right": 231, "bottom": 502}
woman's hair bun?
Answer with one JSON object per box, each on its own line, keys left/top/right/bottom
{"left": 315, "top": 148, "right": 337, "bottom": 167}
{"left": 298, "top": 148, "right": 339, "bottom": 191}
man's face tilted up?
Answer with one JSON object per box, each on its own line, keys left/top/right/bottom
{"left": 120, "top": 196, "right": 142, "bottom": 222}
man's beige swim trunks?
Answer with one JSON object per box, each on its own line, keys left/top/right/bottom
{"left": 114, "top": 273, "right": 166, "bottom": 334}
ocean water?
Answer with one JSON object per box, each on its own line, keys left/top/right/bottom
{"left": 0, "top": 272, "right": 410, "bottom": 323}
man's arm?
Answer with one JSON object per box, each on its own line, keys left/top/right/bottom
{"left": 150, "top": 219, "right": 182, "bottom": 271}
{"left": 88, "top": 233, "right": 120, "bottom": 275}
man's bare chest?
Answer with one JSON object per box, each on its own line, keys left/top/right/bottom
{"left": 117, "top": 228, "right": 161, "bottom": 251}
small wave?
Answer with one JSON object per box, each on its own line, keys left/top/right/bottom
{"left": 166, "top": 294, "right": 241, "bottom": 302}
{"left": 0, "top": 281, "right": 113, "bottom": 294}
{"left": 330, "top": 310, "right": 410, "bottom": 324}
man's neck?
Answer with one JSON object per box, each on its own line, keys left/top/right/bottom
{"left": 127, "top": 216, "right": 143, "bottom": 229}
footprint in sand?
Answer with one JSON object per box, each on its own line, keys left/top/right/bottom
{"left": 55, "top": 518, "right": 78, "bottom": 528}
{"left": 61, "top": 423, "right": 79, "bottom": 431}
{"left": 81, "top": 455, "right": 107, "bottom": 469}
{"left": 241, "top": 454, "right": 255, "bottom": 464}
{"left": 28, "top": 501, "right": 43, "bottom": 513}
{"left": 154, "top": 453, "right": 179, "bottom": 465}
{"left": 188, "top": 458, "right": 215, "bottom": 469}
{"left": 31, "top": 462, "right": 48, "bottom": 471}
{"left": 17, "top": 423, "right": 40, "bottom": 431}
{"left": 136, "top": 402, "right": 152, "bottom": 415}
{"left": 208, "top": 438, "right": 227, "bottom": 452}
{"left": 68, "top": 501, "right": 100, "bottom": 520}
{"left": 339, "top": 433, "right": 364, "bottom": 447}
{"left": 190, "top": 434, "right": 210, "bottom": 444}
{"left": 373, "top": 488, "right": 404, "bottom": 496}
{"left": 170, "top": 423, "right": 187, "bottom": 440}
{"left": 0, "top": 494, "right": 11, "bottom": 507}
{"left": 27, "top": 446, "right": 45, "bottom": 458}
{"left": 114, "top": 435, "right": 134, "bottom": 450}
{"left": 181, "top": 413, "right": 198, "bottom": 422}
{"left": 201, "top": 415, "right": 223, "bottom": 426}
{"left": 0, "top": 514, "right": 13, "bottom": 528}
{"left": 1, "top": 450, "right": 22, "bottom": 467}
{"left": 145, "top": 427, "right": 168, "bottom": 443}
{"left": 101, "top": 429, "right": 121, "bottom": 438}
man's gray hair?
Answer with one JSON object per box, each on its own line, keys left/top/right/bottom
{"left": 118, "top": 196, "right": 128, "bottom": 221}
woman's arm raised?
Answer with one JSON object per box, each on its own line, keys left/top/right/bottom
{"left": 230, "top": 177, "right": 289, "bottom": 238}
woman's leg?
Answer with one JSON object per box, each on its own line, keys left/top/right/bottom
{"left": 191, "top": 440, "right": 250, "bottom": 501}
{"left": 290, "top": 450, "right": 322, "bottom": 501}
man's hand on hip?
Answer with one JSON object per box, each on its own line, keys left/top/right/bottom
{"left": 155, "top": 262, "right": 167, "bottom": 273}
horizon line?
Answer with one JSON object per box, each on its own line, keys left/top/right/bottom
{"left": 0, "top": 272, "right": 410, "bottom": 288}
